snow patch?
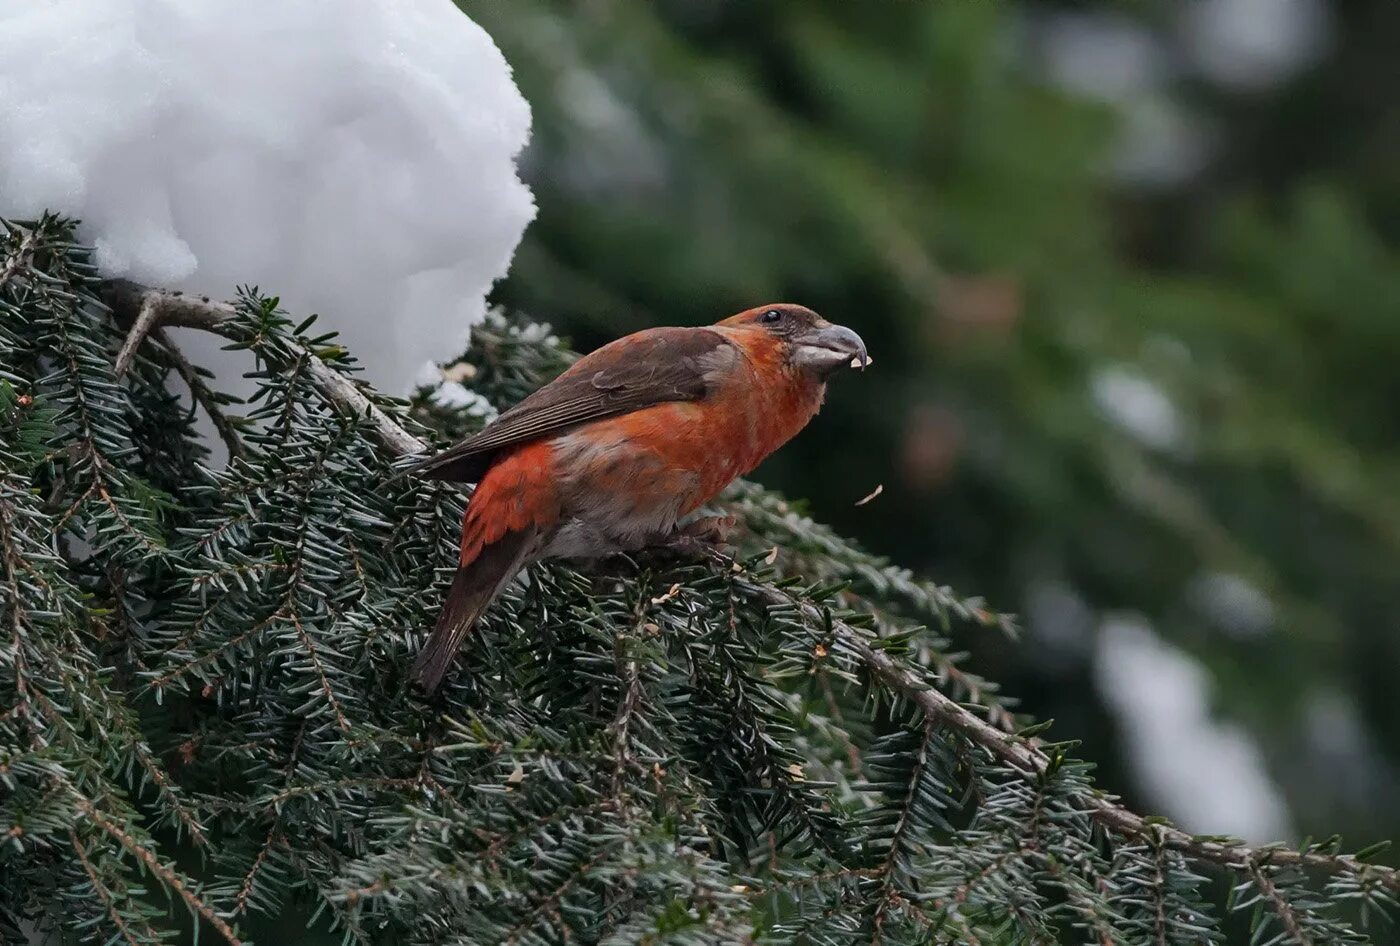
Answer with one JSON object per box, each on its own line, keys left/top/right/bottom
{"left": 1095, "top": 615, "right": 1291, "bottom": 842}
{"left": 1026, "top": 579, "right": 1094, "bottom": 669}
{"left": 430, "top": 382, "right": 499, "bottom": 421}
{"left": 1091, "top": 366, "right": 1184, "bottom": 451}
{"left": 0, "top": 0, "right": 535, "bottom": 391}
{"left": 1182, "top": 0, "right": 1330, "bottom": 91}
{"left": 1035, "top": 12, "right": 1166, "bottom": 104}
{"left": 1188, "top": 571, "right": 1274, "bottom": 640}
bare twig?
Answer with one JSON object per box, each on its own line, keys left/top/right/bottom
{"left": 104, "top": 280, "right": 238, "bottom": 333}
{"left": 97, "top": 278, "right": 1400, "bottom": 899}
{"left": 102, "top": 280, "right": 428, "bottom": 457}
{"left": 113, "top": 295, "right": 161, "bottom": 377}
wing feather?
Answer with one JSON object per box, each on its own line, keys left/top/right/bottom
{"left": 409, "top": 327, "right": 733, "bottom": 482}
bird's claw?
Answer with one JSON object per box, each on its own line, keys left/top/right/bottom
{"left": 649, "top": 535, "right": 711, "bottom": 561}
{"left": 628, "top": 516, "right": 739, "bottom": 565}
{"left": 677, "top": 515, "right": 738, "bottom": 546}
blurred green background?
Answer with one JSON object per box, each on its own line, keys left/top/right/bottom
{"left": 466, "top": 0, "right": 1399, "bottom": 863}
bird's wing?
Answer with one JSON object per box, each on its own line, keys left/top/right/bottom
{"left": 409, "top": 327, "right": 736, "bottom": 482}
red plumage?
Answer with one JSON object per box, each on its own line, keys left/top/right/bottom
{"left": 409, "top": 303, "right": 868, "bottom": 692}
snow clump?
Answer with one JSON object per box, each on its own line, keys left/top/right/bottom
{"left": 0, "top": 0, "right": 535, "bottom": 390}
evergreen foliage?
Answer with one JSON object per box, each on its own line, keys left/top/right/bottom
{"left": 2, "top": 216, "right": 1396, "bottom": 944}
{"left": 472, "top": 0, "right": 1400, "bottom": 856}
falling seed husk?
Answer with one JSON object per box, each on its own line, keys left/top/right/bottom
{"left": 855, "top": 484, "right": 883, "bottom": 506}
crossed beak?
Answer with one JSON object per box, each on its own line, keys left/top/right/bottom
{"left": 795, "top": 321, "right": 870, "bottom": 373}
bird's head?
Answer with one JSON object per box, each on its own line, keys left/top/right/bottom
{"left": 716, "top": 303, "right": 869, "bottom": 378}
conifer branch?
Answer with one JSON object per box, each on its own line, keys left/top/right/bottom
{"left": 744, "top": 573, "right": 1400, "bottom": 896}
{"left": 870, "top": 719, "right": 936, "bottom": 942}
{"left": 99, "top": 277, "right": 1400, "bottom": 903}
{"left": 0, "top": 223, "right": 39, "bottom": 292}
{"left": 1247, "top": 859, "right": 1314, "bottom": 946}
{"left": 103, "top": 280, "right": 428, "bottom": 457}
{"left": 71, "top": 792, "right": 243, "bottom": 946}
{"left": 233, "top": 825, "right": 282, "bottom": 918}
{"left": 151, "top": 325, "right": 247, "bottom": 460}
{"left": 69, "top": 830, "right": 154, "bottom": 946}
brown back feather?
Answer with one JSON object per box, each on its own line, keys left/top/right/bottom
{"left": 409, "top": 327, "right": 733, "bottom": 482}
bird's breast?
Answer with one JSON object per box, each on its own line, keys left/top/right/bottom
{"left": 548, "top": 412, "right": 706, "bottom": 547}
{"left": 546, "top": 372, "right": 823, "bottom": 546}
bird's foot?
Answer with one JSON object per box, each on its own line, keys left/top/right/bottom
{"left": 641, "top": 516, "right": 738, "bottom": 562}
{"left": 582, "top": 518, "right": 740, "bottom": 573}
{"left": 678, "top": 515, "right": 738, "bottom": 546}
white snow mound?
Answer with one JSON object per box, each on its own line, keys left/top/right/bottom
{"left": 0, "top": 0, "right": 535, "bottom": 390}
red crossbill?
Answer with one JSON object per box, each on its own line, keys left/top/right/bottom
{"left": 408, "top": 303, "right": 868, "bottom": 692}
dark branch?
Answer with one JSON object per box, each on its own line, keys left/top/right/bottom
{"left": 151, "top": 326, "right": 247, "bottom": 460}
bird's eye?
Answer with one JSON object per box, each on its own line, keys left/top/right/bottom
{"left": 760, "top": 309, "right": 783, "bottom": 325}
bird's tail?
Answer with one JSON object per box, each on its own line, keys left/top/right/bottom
{"left": 413, "top": 529, "right": 534, "bottom": 694}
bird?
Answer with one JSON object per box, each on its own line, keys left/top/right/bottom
{"left": 407, "top": 303, "right": 869, "bottom": 693}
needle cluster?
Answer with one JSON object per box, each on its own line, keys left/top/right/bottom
{"left": 1, "top": 216, "right": 1394, "bottom": 945}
